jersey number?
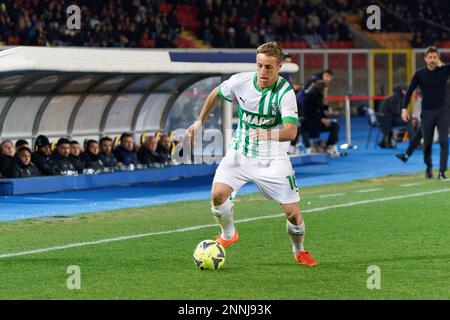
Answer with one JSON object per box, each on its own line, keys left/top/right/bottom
{"left": 286, "top": 175, "right": 298, "bottom": 191}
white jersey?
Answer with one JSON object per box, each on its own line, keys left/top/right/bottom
{"left": 218, "top": 72, "right": 298, "bottom": 160}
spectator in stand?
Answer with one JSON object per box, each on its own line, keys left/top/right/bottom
{"left": 138, "top": 135, "right": 163, "bottom": 166}
{"left": 157, "top": 135, "right": 173, "bottom": 165}
{"left": 49, "top": 138, "right": 78, "bottom": 176}
{"left": 99, "top": 136, "right": 118, "bottom": 169}
{"left": 81, "top": 139, "right": 105, "bottom": 173}
{"left": 69, "top": 140, "right": 85, "bottom": 174}
{"left": 113, "top": 133, "right": 138, "bottom": 167}
{"left": 3, "top": 146, "right": 41, "bottom": 178}
{"left": 31, "top": 135, "right": 53, "bottom": 176}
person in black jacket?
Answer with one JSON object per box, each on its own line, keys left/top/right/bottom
{"left": 138, "top": 136, "right": 163, "bottom": 166}
{"left": 378, "top": 84, "right": 413, "bottom": 148}
{"left": 3, "top": 146, "right": 41, "bottom": 178}
{"left": 402, "top": 46, "right": 450, "bottom": 179}
{"left": 31, "top": 135, "right": 53, "bottom": 176}
{"left": 81, "top": 140, "right": 105, "bottom": 173}
{"left": 113, "top": 133, "right": 138, "bottom": 168}
{"left": 69, "top": 140, "right": 85, "bottom": 174}
{"left": 300, "top": 80, "right": 341, "bottom": 157}
{"left": 0, "top": 140, "right": 15, "bottom": 177}
{"left": 49, "top": 138, "right": 78, "bottom": 176}
{"left": 157, "top": 135, "right": 174, "bottom": 165}
{"left": 99, "top": 136, "right": 118, "bottom": 169}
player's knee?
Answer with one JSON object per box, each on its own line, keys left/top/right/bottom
{"left": 283, "top": 205, "right": 302, "bottom": 224}
{"left": 211, "top": 189, "right": 229, "bottom": 206}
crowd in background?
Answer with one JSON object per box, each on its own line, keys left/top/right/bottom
{"left": 0, "top": 0, "right": 353, "bottom": 48}
{"left": 197, "top": 0, "right": 352, "bottom": 48}
{"left": 0, "top": 132, "right": 179, "bottom": 179}
{"left": 349, "top": 0, "right": 449, "bottom": 47}
{"left": 1, "top": 0, "right": 448, "bottom": 49}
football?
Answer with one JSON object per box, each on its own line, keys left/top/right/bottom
{"left": 193, "top": 240, "right": 226, "bottom": 271}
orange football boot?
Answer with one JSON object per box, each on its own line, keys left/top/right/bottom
{"left": 215, "top": 229, "right": 239, "bottom": 248}
{"left": 295, "top": 251, "right": 318, "bottom": 267}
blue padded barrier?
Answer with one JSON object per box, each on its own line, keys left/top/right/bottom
{"left": 0, "top": 154, "right": 327, "bottom": 195}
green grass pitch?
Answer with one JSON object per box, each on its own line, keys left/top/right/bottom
{"left": 0, "top": 173, "right": 449, "bottom": 299}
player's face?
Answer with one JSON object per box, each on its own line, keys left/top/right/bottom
{"left": 256, "top": 53, "right": 281, "bottom": 88}
{"left": 424, "top": 52, "right": 439, "bottom": 69}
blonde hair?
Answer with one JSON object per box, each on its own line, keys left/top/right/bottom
{"left": 256, "top": 42, "right": 283, "bottom": 62}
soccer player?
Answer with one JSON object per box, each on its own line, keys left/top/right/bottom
{"left": 402, "top": 46, "right": 450, "bottom": 179}
{"left": 186, "top": 42, "right": 318, "bottom": 267}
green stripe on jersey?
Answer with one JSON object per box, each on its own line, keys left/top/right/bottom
{"left": 282, "top": 116, "right": 299, "bottom": 124}
{"left": 243, "top": 123, "right": 250, "bottom": 156}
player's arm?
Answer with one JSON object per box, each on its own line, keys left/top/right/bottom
{"left": 401, "top": 73, "right": 419, "bottom": 122}
{"left": 186, "top": 87, "right": 220, "bottom": 137}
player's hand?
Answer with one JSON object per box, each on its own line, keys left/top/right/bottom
{"left": 250, "top": 128, "right": 271, "bottom": 141}
{"left": 437, "top": 58, "right": 444, "bottom": 67}
{"left": 401, "top": 109, "right": 410, "bottom": 122}
{"left": 185, "top": 120, "right": 203, "bottom": 146}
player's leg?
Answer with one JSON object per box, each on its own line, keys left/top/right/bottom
{"left": 211, "top": 149, "right": 249, "bottom": 246}
{"left": 421, "top": 110, "right": 437, "bottom": 178}
{"left": 281, "top": 202, "right": 304, "bottom": 252}
{"left": 436, "top": 108, "right": 449, "bottom": 178}
{"left": 211, "top": 182, "right": 237, "bottom": 242}
{"left": 281, "top": 202, "right": 317, "bottom": 266}
{"left": 254, "top": 159, "right": 317, "bottom": 266}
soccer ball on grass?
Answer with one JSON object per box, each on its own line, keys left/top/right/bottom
{"left": 193, "top": 240, "right": 226, "bottom": 271}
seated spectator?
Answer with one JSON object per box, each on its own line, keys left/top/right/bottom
{"left": 378, "top": 84, "right": 413, "bottom": 148}
{"left": 157, "top": 135, "right": 174, "bottom": 165}
{"left": 49, "top": 138, "right": 78, "bottom": 176}
{"left": 0, "top": 140, "right": 15, "bottom": 178}
{"left": 31, "top": 135, "right": 53, "bottom": 176}
{"left": 113, "top": 133, "right": 138, "bottom": 168}
{"left": 3, "top": 146, "right": 41, "bottom": 178}
{"left": 15, "top": 139, "right": 29, "bottom": 150}
{"left": 138, "top": 136, "right": 163, "bottom": 166}
{"left": 1, "top": 140, "right": 15, "bottom": 158}
{"left": 69, "top": 140, "right": 85, "bottom": 173}
{"left": 99, "top": 136, "right": 119, "bottom": 169}
{"left": 300, "top": 81, "right": 341, "bottom": 157}
{"left": 81, "top": 140, "right": 105, "bottom": 173}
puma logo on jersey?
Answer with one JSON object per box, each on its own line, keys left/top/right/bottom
{"left": 239, "top": 97, "right": 247, "bottom": 105}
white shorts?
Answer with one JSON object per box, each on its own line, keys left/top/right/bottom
{"left": 213, "top": 149, "right": 300, "bottom": 204}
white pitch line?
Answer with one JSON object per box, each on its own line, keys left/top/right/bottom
{"left": 24, "top": 197, "right": 83, "bottom": 202}
{"left": 400, "top": 183, "right": 423, "bottom": 188}
{"left": 357, "top": 188, "right": 383, "bottom": 193}
{"left": 1, "top": 188, "right": 450, "bottom": 259}
{"left": 319, "top": 193, "right": 345, "bottom": 198}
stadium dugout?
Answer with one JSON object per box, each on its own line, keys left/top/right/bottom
{"left": 0, "top": 46, "right": 325, "bottom": 195}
